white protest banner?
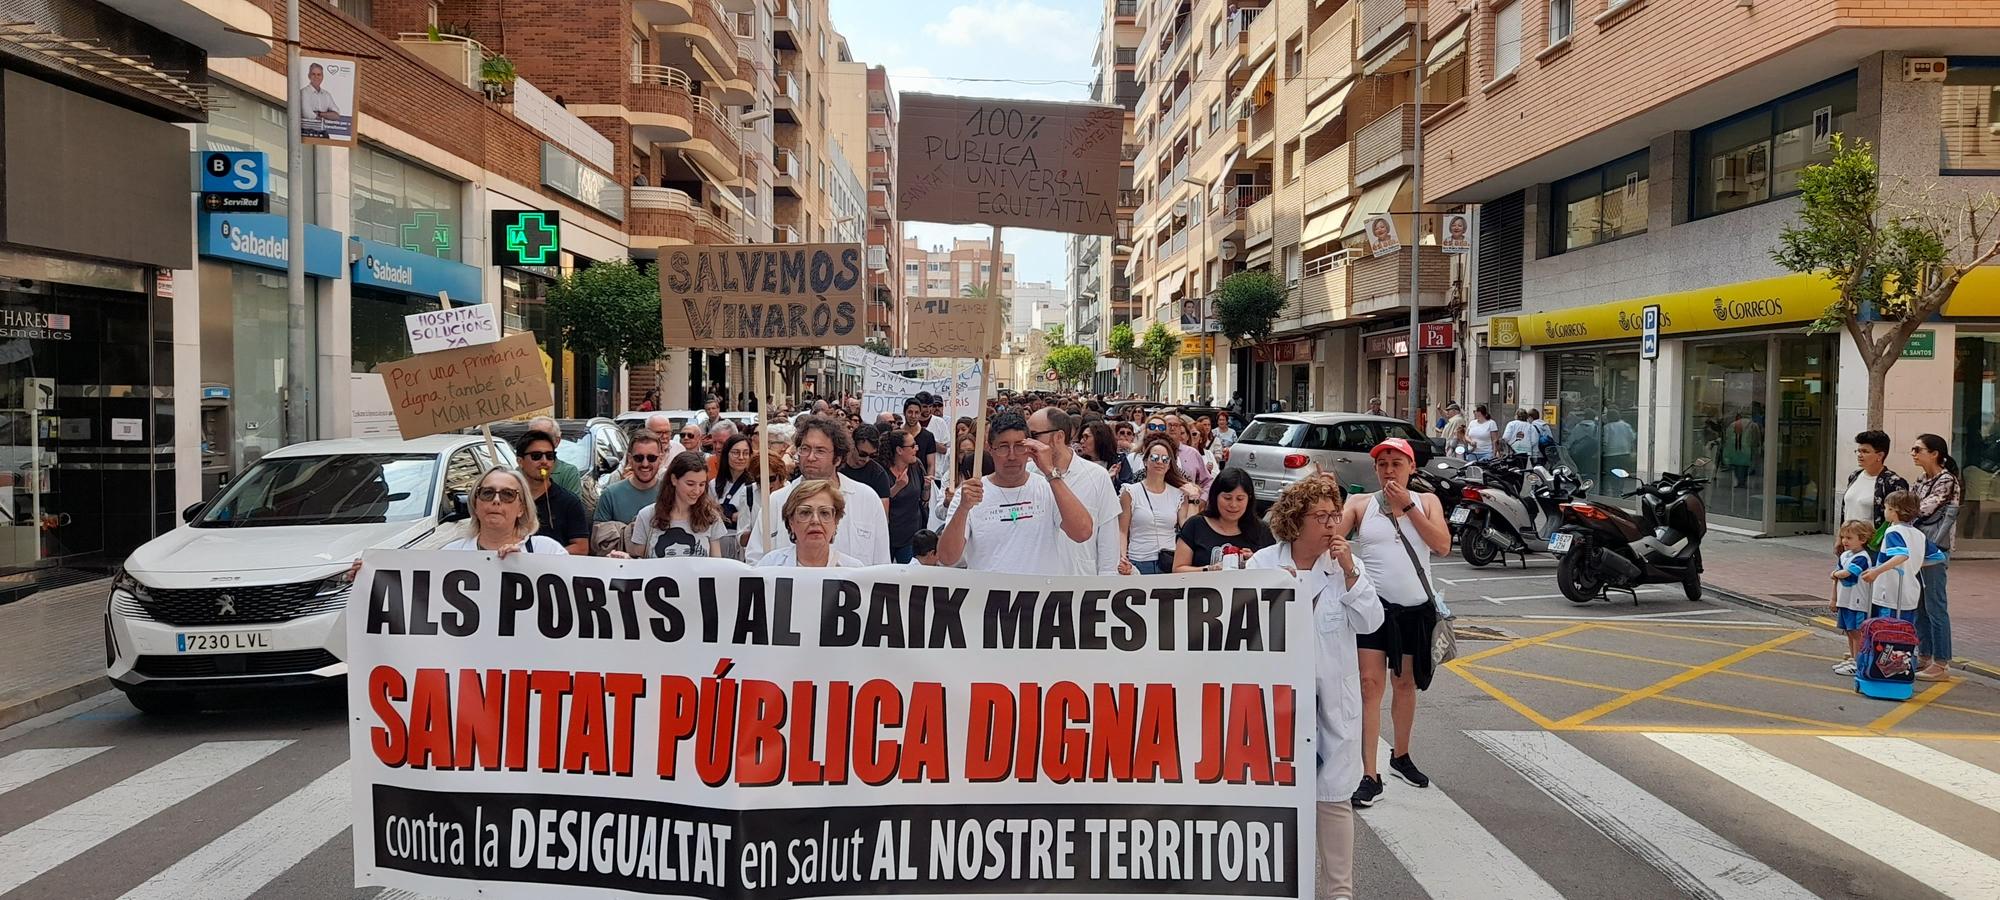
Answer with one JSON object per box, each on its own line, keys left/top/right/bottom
{"left": 350, "top": 552, "right": 1312, "bottom": 900}
{"left": 862, "top": 359, "right": 982, "bottom": 421}
{"left": 406, "top": 303, "right": 500, "bottom": 354}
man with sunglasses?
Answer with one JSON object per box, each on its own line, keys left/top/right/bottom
{"left": 1028, "top": 407, "right": 1121, "bottom": 575}
{"left": 938, "top": 412, "right": 1095, "bottom": 575}
{"left": 595, "top": 433, "right": 667, "bottom": 528}
{"left": 516, "top": 430, "right": 590, "bottom": 555}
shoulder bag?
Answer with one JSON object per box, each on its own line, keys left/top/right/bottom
{"left": 1381, "top": 494, "right": 1457, "bottom": 666}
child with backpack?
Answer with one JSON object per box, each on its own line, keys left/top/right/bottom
{"left": 1854, "top": 491, "right": 1929, "bottom": 699}
{"left": 1828, "top": 519, "right": 1874, "bottom": 676}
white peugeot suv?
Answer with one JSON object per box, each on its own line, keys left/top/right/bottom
{"left": 105, "top": 435, "right": 501, "bottom": 713}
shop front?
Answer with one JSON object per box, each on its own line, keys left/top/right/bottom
{"left": 1249, "top": 337, "right": 1315, "bottom": 413}
{"left": 1509, "top": 273, "right": 1839, "bottom": 534}
{"left": 1944, "top": 268, "right": 2000, "bottom": 551}
{"left": 196, "top": 213, "right": 343, "bottom": 496}
{"left": 348, "top": 237, "right": 485, "bottom": 373}
{"left": 1361, "top": 322, "right": 1456, "bottom": 420}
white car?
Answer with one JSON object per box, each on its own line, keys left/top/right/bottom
{"left": 105, "top": 435, "right": 502, "bottom": 713}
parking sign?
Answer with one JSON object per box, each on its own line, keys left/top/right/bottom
{"left": 1641, "top": 304, "right": 1660, "bottom": 360}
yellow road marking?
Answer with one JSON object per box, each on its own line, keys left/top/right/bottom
{"left": 1584, "top": 622, "right": 1845, "bottom": 662}
{"left": 1463, "top": 664, "right": 1853, "bottom": 730}
{"left": 1478, "top": 617, "right": 1798, "bottom": 631}
{"left": 1450, "top": 622, "right": 1598, "bottom": 666}
{"left": 1932, "top": 701, "right": 2000, "bottom": 722}
{"left": 1443, "top": 662, "right": 1560, "bottom": 729}
{"left": 1554, "top": 630, "right": 1812, "bottom": 728}
{"left": 1869, "top": 678, "right": 1962, "bottom": 733}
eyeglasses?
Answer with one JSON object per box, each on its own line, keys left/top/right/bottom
{"left": 1307, "top": 512, "right": 1341, "bottom": 525}
{"left": 990, "top": 441, "right": 1031, "bottom": 456}
{"left": 1146, "top": 424, "right": 1167, "bottom": 432}
{"left": 791, "top": 506, "right": 839, "bottom": 522}
{"left": 1146, "top": 453, "right": 1172, "bottom": 464}
{"left": 631, "top": 454, "right": 660, "bottom": 464}
{"left": 521, "top": 450, "right": 557, "bottom": 461}
{"left": 1030, "top": 428, "right": 1064, "bottom": 439}
{"left": 797, "top": 444, "right": 834, "bottom": 459}
{"left": 475, "top": 487, "right": 522, "bottom": 503}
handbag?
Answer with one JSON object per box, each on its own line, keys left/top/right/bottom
{"left": 1381, "top": 493, "right": 1457, "bottom": 666}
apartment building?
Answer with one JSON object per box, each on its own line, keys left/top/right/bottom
{"left": 1068, "top": 0, "right": 1146, "bottom": 392}
{"left": 865, "top": 66, "right": 900, "bottom": 344}
{"left": 901, "top": 238, "right": 1016, "bottom": 301}
{"left": 1424, "top": 0, "right": 2000, "bottom": 537}
{"left": 1123, "top": 0, "right": 1456, "bottom": 412}
{"left": 825, "top": 35, "right": 896, "bottom": 345}
{"left": 1010, "top": 281, "right": 1070, "bottom": 344}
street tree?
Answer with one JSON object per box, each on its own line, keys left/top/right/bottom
{"left": 1213, "top": 269, "right": 1288, "bottom": 346}
{"left": 1043, "top": 323, "right": 1067, "bottom": 347}
{"left": 1046, "top": 344, "right": 1097, "bottom": 386}
{"left": 1773, "top": 137, "right": 2000, "bottom": 428}
{"left": 1107, "top": 321, "right": 1136, "bottom": 360}
{"left": 766, "top": 347, "right": 823, "bottom": 404}
{"left": 545, "top": 259, "right": 665, "bottom": 381}
{"left": 1127, "top": 322, "right": 1180, "bottom": 397}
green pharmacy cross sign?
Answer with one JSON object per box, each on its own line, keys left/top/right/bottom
{"left": 400, "top": 212, "right": 453, "bottom": 257}
{"left": 491, "top": 209, "right": 561, "bottom": 266}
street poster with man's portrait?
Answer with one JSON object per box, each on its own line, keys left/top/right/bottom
{"left": 298, "top": 54, "right": 358, "bottom": 146}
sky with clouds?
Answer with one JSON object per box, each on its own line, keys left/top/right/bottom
{"left": 828, "top": 0, "right": 1104, "bottom": 292}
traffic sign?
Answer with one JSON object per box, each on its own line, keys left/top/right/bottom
{"left": 1045, "top": 370, "right": 1058, "bottom": 382}
{"left": 492, "top": 209, "right": 561, "bottom": 266}
{"left": 1641, "top": 304, "right": 1661, "bottom": 360}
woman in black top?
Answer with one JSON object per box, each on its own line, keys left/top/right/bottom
{"left": 1173, "top": 467, "right": 1275, "bottom": 572}
{"left": 711, "top": 433, "right": 760, "bottom": 533}
{"left": 878, "top": 430, "right": 929, "bottom": 563}
{"left": 1081, "top": 420, "right": 1138, "bottom": 487}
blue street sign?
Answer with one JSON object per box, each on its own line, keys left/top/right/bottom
{"left": 198, "top": 151, "right": 267, "bottom": 194}
{"left": 1641, "top": 304, "right": 1661, "bottom": 360}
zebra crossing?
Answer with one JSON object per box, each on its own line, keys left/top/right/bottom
{"left": 2, "top": 729, "right": 1999, "bottom": 898}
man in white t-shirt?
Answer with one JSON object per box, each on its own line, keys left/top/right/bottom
{"left": 744, "top": 416, "right": 891, "bottom": 566}
{"left": 939, "top": 412, "right": 1095, "bottom": 575}
{"left": 1029, "top": 407, "right": 1121, "bottom": 575}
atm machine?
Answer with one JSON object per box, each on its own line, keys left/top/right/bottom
{"left": 200, "top": 383, "right": 232, "bottom": 498}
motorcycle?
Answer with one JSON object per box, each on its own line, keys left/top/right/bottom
{"left": 1452, "top": 455, "right": 1590, "bottom": 567}
{"left": 1550, "top": 462, "right": 1711, "bottom": 604}
{"left": 1414, "top": 456, "right": 1473, "bottom": 521}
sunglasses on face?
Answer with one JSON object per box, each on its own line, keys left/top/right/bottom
{"left": 1147, "top": 424, "right": 1166, "bottom": 432}
{"left": 631, "top": 454, "right": 660, "bottom": 464}
{"left": 1146, "top": 454, "right": 1172, "bottom": 463}
{"left": 475, "top": 487, "right": 521, "bottom": 503}
{"left": 521, "top": 450, "right": 556, "bottom": 462}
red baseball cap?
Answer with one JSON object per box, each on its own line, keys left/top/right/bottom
{"left": 1369, "top": 437, "right": 1417, "bottom": 461}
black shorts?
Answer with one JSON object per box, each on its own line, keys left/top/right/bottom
{"left": 1356, "top": 600, "right": 1440, "bottom": 689}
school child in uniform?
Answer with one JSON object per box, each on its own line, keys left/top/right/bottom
{"left": 1829, "top": 520, "right": 1874, "bottom": 676}
{"left": 1860, "top": 491, "right": 1926, "bottom": 621}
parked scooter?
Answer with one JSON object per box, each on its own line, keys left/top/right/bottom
{"left": 1415, "top": 456, "right": 1473, "bottom": 522}
{"left": 1453, "top": 455, "right": 1590, "bottom": 567}
{"left": 1551, "top": 462, "right": 1712, "bottom": 604}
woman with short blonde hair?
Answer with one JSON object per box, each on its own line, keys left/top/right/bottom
{"left": 758, "top": 478, "right": 860, "bottom": 567}
{"left": 444, "top": 468, "right": 568, "bottom": 556}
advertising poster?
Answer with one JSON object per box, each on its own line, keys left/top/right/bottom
{"left": 1362, "top": 214, "right": 1400, "bottom": 258}
{"left": 298, "top": 54, "right": 358, "bottom": 146}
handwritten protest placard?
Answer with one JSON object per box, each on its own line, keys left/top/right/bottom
{"left": 371, "top": 331, "right": 552, "bottom": 440}
{"left": 404, "top": 303, "right": 498, "bottom": 354}
{"left": 904, "top": 296, "right": 998, "bottom": 358}
{"left": 350, "top": 553, "right": 1312, "bottom": 900}
{"left": 660, "top": 244, "right": 867, "bottom": 349}
{"left": 898, "top": 94, "right": 1124, "bottom": 236}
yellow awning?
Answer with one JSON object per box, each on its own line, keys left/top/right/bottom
{"left": 1342, "top": 175, "right": 1410, "bottom": 240}
{"left": 1361, "top": 34, "right": 1411, "bottom": 76}
{"left": 1302, "top": 199, "right": 1355, "bottom": 251}
{"left": 1234, "top": 56, "right": 1276, "bottom": 113}
{"left": 1425, "top": 22, "right": 1468, "bottom": 75}
{"left": 1300, "top": 79, "right": 1354, "bottom": 136}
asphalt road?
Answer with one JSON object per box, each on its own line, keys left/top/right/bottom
{"left": 3, "top": 557, "right": 1999, "bottom": 899}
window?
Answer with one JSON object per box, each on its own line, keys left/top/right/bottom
{"left": 1207, "top": 100, "right": 1222, "bottom": 134}
{"left": 1693, "top": 72, "right": 1857, "bottom": 218}
{"left": 1286, "top": 36, "right": 1303, "bottom": 78}
{"left": 1282, "top": 247, "right": 1300, "bottom": 284}
{"left": 1210, "top": 19, "right": 1222, "bottom": 50}
{"left": 1942, "top": 58, "right": 2000, "bottom": 174}
{"left": 1425, "top": 30, "right": 1468, "bottom": 106}
{"left": 352, "top": 143, "right": 463, "bottom": 259}
{"left": 1552, "top": 150, "right": 1648, "bottom": 253}
{"left": 200, "top": 81, "right": 314, "bottom": 220}
{"left": 1547, "top": 0, "right": 1572, "bottom": 45}
{"left": 1492, "top": 1, "right": 1522, "bottom": 78}
{"left": 332, "top": 0, "right": 373, "bottom": 22}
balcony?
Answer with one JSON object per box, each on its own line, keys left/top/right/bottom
{"left": 1306, "top": 11, "right": 1357, "bottom": 99}
{"left": 1290, "top": 255, "right": 1353, "bottom": 329}
{"left": 1115, "top": 0, "right": 1137, "bottom": 20}
{"left": 1359, "top": 0, "right": 1421, "bottom": 60}
{"left": 687, "top": 95, "right": 743, "bottom": 177}
{"left": 627, "top": 64, "right": 696, "bottom": 144}
{"left": 1119, "top": 188, "right": 1143, "bottom": 210}
{"left": 1217, "top": 183, "right": 1270, "bottom": 231}
{"left": 772, "top": 0, "right": 796, "bottom": 49}
{"left": 774, "top": 224, "right": 801, "bottom": 243}
{"left": 1354, "top": 104, "right": 1416, "bottom": 185}
{"left": 773, "top": 147, "right": 800, "bottom": 196}
{"left": 868, "top": 149, "right": 892, "bottom": 187}
{"left": 395, "top": 33, "right": 489, "bottom": 93}
{"left": 1245, "top": 193, "right": 1274, "bottom": 245}
{"left": 630, "top": 187, "right": 737, "bottom": 249}
{"left": 1246, "top": 102, "right": 1276, "bottom": 150}
{"left": 774, "top": 69, "right": 800, "bottom": 123}
{"left": 1304, "top": 149, "right": 1351, "bottom": 214}
{"left": 868, "top": 187, "right": 891, "bottom": 216}
{"left": 1349, "top": 245, "right": 1451, "bottom": 317}
{"left": 869, "top": 110, "right": 892, "bottom": 150}
{"left": 1248, "top": 0, "right": 1279, "bottom": 60}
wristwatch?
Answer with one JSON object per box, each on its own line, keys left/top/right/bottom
{"left": 1047, "top": 467, "right": 1067, "bottom": 482}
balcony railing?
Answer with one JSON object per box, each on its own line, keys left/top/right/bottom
{"left": 775, "top": 69, "right": 800, "bottom": 104}
{"left": 1220, "top": 183, "right": 1270, "bottom": 220}
{"left": 1354, "top": 104, "right": 1415, "bottom": 176}
{"left": 1360, "top": 0, "right": 1420, "bottom": 53}
{"left": 633, "top": 63, "right": 693, "bottom": 92}
{"left": 1247, "top": 103, "right": 1275, "bottom": 144}
{"left": 631, "top": 186, "right": 740, "bottom": 243}
{"left": 1115, "top": 0, "right": 1138, "bottom": 18}
{"left": 1119, "top": 188, "right": 1143, "bottom": 208}
{"left": 1305, "top": 150, "right": 1350, "bottom": 208}
{"left": 396, "top": 33, "right": 489, "bottom": 93}
{"left": 1307, "top": 14, "right": 1356, "bottom": 88}
{"left": 774, "top": 147, "right": 799, "bottom": 180}
{"left": 1246, "top": 194, "right": 1274, "bottom": 241}
{"left": 1121, "top": 142, "right": 1144, "bottom": 161}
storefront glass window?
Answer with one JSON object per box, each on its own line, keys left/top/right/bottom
{"left": 1953, "top": 333, "right": 2000, "bottom": 545}
{"left": 231, "top": 267, "right": 315, "bottom": 471}
{"left": 1774, "top": 336, "right": 1832, "bottom": 526}
{"left": 1548, "top": 351, "right": 1640, "bottom": 498}
{"left": 1684, "top": 340, "right": 1768, "bottom": 522}
{"left": 1941, "top": 59, "right": 2000, "bottom": 175}
{"left": 1552, "top": 150, "right": 1648, "bottom": 253}
{"left": 351, "top": 144, "right": 463, "bottom": 260}
{"left": 201, "top": 82, "right": 314, "bottom": 221}
{"left": 351, "top": 289, "right": 441, "bottom": 373}
{"left": 1693, "top": 73, "right": 1857, "bottom": 219}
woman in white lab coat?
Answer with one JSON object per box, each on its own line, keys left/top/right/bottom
{"left": 1247, "top": 474, "right": 1381, "bottom": 900}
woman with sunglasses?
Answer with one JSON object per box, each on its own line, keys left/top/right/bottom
{"left": 1119, "top": 435, "right": 1200, "bottom": 574}
{"left": 443, "top": 468, "right": 571, "bottom": 556}
{"left": 757, "top": 479, "right": 861, "bottom": 568}
{"left": 628, "top": 452, "right": 728, "bottom": 559}
{"left": 1150, "top": 415, "right": 1213, "bottom": 497}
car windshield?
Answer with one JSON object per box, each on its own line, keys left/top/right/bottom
{"left": 1237, "top": 420, "right": 1303, "bottom": 446}
{"left": 196, "top": 454, "right": 437, "bottom": 527}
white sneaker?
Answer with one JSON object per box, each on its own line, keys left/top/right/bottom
{"left": 1832, "top": 658, "right": 1857, "bottom": 676}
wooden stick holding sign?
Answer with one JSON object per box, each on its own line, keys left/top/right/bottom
{"left": 970, "top": 226, "right": 1001, "bottom": 485}
{"left": 754, "top": 349, "right": 772, "bottom": 551}
{"left": 372, "top": 331, "right": 552, "bottom": 440}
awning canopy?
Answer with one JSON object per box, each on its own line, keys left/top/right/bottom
{"left": 1361, "top": 34, "right": 1411, "bottom": 77}
{"left": 1425, "top": 21, "right": 1468, "bottom": 75}
{"left": 1301, "top": 199, "right": 1355, "bottom": 252}
{"left": 1156, "top": 269, "right": 1188, "bottom": 300}
{"left": 1341, "top": 174, "right": 1411, "bottom": 240}
{"left": 1299, "top": 79, "right": 1354, "bottom": 137}
{"left": 1234, "top": 56, "right": 1276, "bottom": 113}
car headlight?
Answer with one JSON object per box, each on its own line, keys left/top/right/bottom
{"left": 111, "top": 567, "right": 150, "bottom": 601}
{"left": 315, "top": 566, "right": 356, "bottom": 600}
